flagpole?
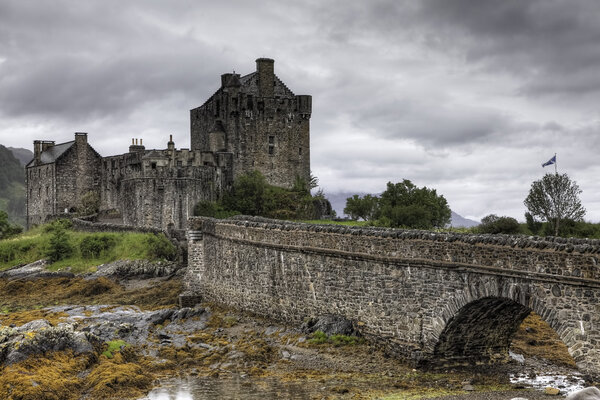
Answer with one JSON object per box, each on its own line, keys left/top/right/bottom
{"left": 554, "top": 152, "right": 557, "bottom": 174}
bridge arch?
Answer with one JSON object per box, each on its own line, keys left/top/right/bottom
{"left": 427, "top": 278, "right": 575, "bottom": 368}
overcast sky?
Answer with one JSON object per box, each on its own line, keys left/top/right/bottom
{"left": 1, "top": 0, "right": 600, "bottom": 221}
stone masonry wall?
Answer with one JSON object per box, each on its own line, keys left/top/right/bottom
{"left": 187, "top": 216, "right": 600, "bottom": 376}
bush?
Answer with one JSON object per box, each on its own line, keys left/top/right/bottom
{"left": 79, "top": 191, "right": 101, "bottom": 216}
{"left": 144, "top": 233, "right": 177, "bottom": 261}
{"left": 80, "top": 234, "right": 118, "bottom": 259}
{"left": 43, "top": 219, "right": 73, "bottom": 233}
{"left": 478, "top": 214, "right": 521, "bottom": 234}
{"left": 193, "top": 201, "right": 239, "bottom": 219}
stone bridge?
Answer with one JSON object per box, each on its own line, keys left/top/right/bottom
{"left": 182, "top": 216, "right": 600, "bottom": 375}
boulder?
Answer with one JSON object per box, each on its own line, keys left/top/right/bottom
{"left": 566, "top": 387, "right": 600, "bottom": 400}
{"left": 302, "top": 314, "right": 358, "bottom": 336}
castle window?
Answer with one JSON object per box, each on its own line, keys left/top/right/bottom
{"left": 268, "top": 136, "right": 275, "bottom": 155}
{"left": 151, "top": 162, "right": 157, "bottom": 170}
{"left": 247, "top": 96, "right": 253, "bottom": 109}
{"left": 215, "top": 100, "right": 220, "bottom": 117}
{"left": 299, "top": 147, "right": 302, "bottom": 156}
{"left": 177, "top": 160, "right": 182, "bottom": 168}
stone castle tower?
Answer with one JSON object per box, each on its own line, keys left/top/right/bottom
{"left": 191, "top": 58, "right": 312, "bottom": 188}
{"left": 26, "top": 58, "right": 311, "bottom": 230}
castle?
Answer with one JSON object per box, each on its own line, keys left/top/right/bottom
{"left": 26, "top": 58, "right": 312, "bottom": 230}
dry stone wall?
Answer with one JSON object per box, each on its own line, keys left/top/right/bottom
{"left": 184, "top": 216, "right": 600, "bottom": 376}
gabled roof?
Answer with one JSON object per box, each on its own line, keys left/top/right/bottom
{"left": 26, "top": 140, "right": 75, "bottom": 167}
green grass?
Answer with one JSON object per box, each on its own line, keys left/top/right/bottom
{"left": 0, "top": 223, "right": 176, "bottom": 273}
{"left": 307, "top": 330, "right": 365, "bottom": 346}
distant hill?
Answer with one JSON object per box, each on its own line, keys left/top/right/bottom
{"left": 8, "top": 147, "right": 33, "bottom": 166}
{"left": 324, "top": 191, "right": 479, "bottom": 228}
{"left": 0, "top": 145, "right": 26, "bottom": 226}
{"left": 450, "top": 211, "right": 479, "bottom": 228}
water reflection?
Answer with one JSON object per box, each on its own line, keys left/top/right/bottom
{"left": 140, "top": 375, "right": 320, "bottom": 400}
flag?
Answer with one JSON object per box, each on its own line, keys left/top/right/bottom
{"left": 542, "top": 155, "right": 556, "bottom": 168}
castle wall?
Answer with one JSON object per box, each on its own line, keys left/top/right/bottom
{"left": 100, "top": 146, "right": 231, "bottom": 230}
{"left": 54, "top": 140, "right": 102, "bottom": 214}
{"left": 26, "top": 163, "right": 55, "bottom": 227}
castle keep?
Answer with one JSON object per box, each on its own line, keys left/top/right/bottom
{"left": 26, "top": 58, "right": 311, "bottom": 229}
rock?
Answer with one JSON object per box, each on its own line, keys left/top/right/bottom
{"left": 301, "top": 314, "right": 358, "bottom": 336}
{"left": 565, "top": 387, "right": 600, "bottom": 400}
{"left": 463, "top": 384, "right": 475, "bottom": 391}
{"left": 17, "top": 319, "right": 52, "bottom": 332}
{"left": 510, "top": 398, "right": 529, "bottom": 400}
{"left": 93, "top": 260, "right": 182, "bottom": 278}
{"left": 281, "top": 350, "right": 290, "bottom": 359}
{"left": 545, "top": 387, "right": 561, "bottom": 395}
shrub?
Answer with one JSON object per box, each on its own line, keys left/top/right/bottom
{"left": 80, "top": 234, "right": 118, "bottom": 259}
{"left": 144, "top": 233, "right": 177, "bottom": 261}
{"left": 478, "top": 214, "right": 521, "bottom": 234}
{"left": 43, "top": 219, "right": 73, "bottom": 233}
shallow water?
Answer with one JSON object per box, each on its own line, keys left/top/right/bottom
{"left": 140, "top": 375, "right": 326, "bottom": 400}
{"left": 509, "top": 372, "right": 586, "bottom": 395}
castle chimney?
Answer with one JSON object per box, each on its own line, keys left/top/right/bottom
{"left": 256, "top": 58, "right": 274, "bottom": 98}
{"left": 129, "top": 137, "right": 146, "bottom": 153}
{"left": 75, "top": 132, "right": 88, "bottom": 147}
{"left": 41, "top": 141, "right": 55, "bottom": 152}
{"left": 33, "top": 140, "right": 42, "bottom": 164}
{"left": 168, "top": 134, "right": 175, "bottom": 151}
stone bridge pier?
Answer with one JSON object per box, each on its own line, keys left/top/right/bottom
{"left": 181, "top": 216, "right": 600, "bottom": 376}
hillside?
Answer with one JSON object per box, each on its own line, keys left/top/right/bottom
{"left": 8, "top": 147, "right": 33, "bottom": 166}
{"left": 0, "top": 145, "right": 26, "bottom": 226}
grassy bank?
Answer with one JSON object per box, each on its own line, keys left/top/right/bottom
{"left": 0, "top": 221, "right": 176, "bottom": 273}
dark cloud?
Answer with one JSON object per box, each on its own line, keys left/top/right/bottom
{"left": 1, "top": 0, "right": 600, "bottom": 221}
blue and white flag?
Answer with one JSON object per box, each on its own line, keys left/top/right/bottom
{"left": 542, "top": 155, "right": 556, "bottom": 167}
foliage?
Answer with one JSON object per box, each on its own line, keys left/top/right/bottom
{"left": 525, "top": 212, "right": 543, "bottom": 235}
{"left": 79, "top": 191, "right": 101, "bottom": 216}
{"left": 375, "top": 180, "right": 451, "bottom": 229}
{"left": 0, "top": 225, "right": 179, "bottom": 273}
{"left": 478, "top": 214, "right": 521, "bottom": 234}
{"left": 344, "top": 194, "right": 378, "bottom": 221}
{"left": 524, "top": 173, "right": 585, "bottom": 236}
{"left": 307, "top": 330, "right": 364, "bottom": 346}
{"left": 193, "top": 200, "right": 239, "bottom": 219}
{"left": 102, "top": 340, "right": 130, "bottom": 359}
{"left": 0, "top": 210, "right": 23, "bottom": 239}
{"left": 144, "top": 233, "right": 177, "bottom": 261}
{"left": 196, "top": 170, "right": 331, "bottom": 221}
{"left": 43, "top": 218, "right": 73, "bottom": 233}
{"left": 45, "top": 225, "right": 74, "bottom": 263}
{"left": 80, "top": 234, "right": 118, "bottom": 259}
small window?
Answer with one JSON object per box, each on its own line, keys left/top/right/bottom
{"left": 151, "top": 162, "right": 157, "bottom": 170}
{"left": 268, "top": 135, "right": 275, "bottom": 155}
{"left": 177, "top": 160, "right": 182, "bottom": 167}
{"left": 299, "top": 147, "right": 302, "bottom": 155}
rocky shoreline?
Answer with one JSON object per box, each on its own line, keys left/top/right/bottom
{"left": 0, "top": 260, "right": 597, "bottom": 399}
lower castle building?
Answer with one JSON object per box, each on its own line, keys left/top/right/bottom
{"left": 26, "top": 58, "right": 311, "bottom": 230}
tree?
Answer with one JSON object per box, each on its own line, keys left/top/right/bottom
{"left": 524, "top": 173, "right": 585, "bottom": 237}
{"left": 0, "top": 210, "right": 22, "bottom": 239}
{"left": 344, "top": 194, "right": 378, "bottom": 221}
{"left": 478, "top": 214, "right": 521, "bottom": 234}
{"left": 375, "top": 180, "right": 451, "bottom": 229}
